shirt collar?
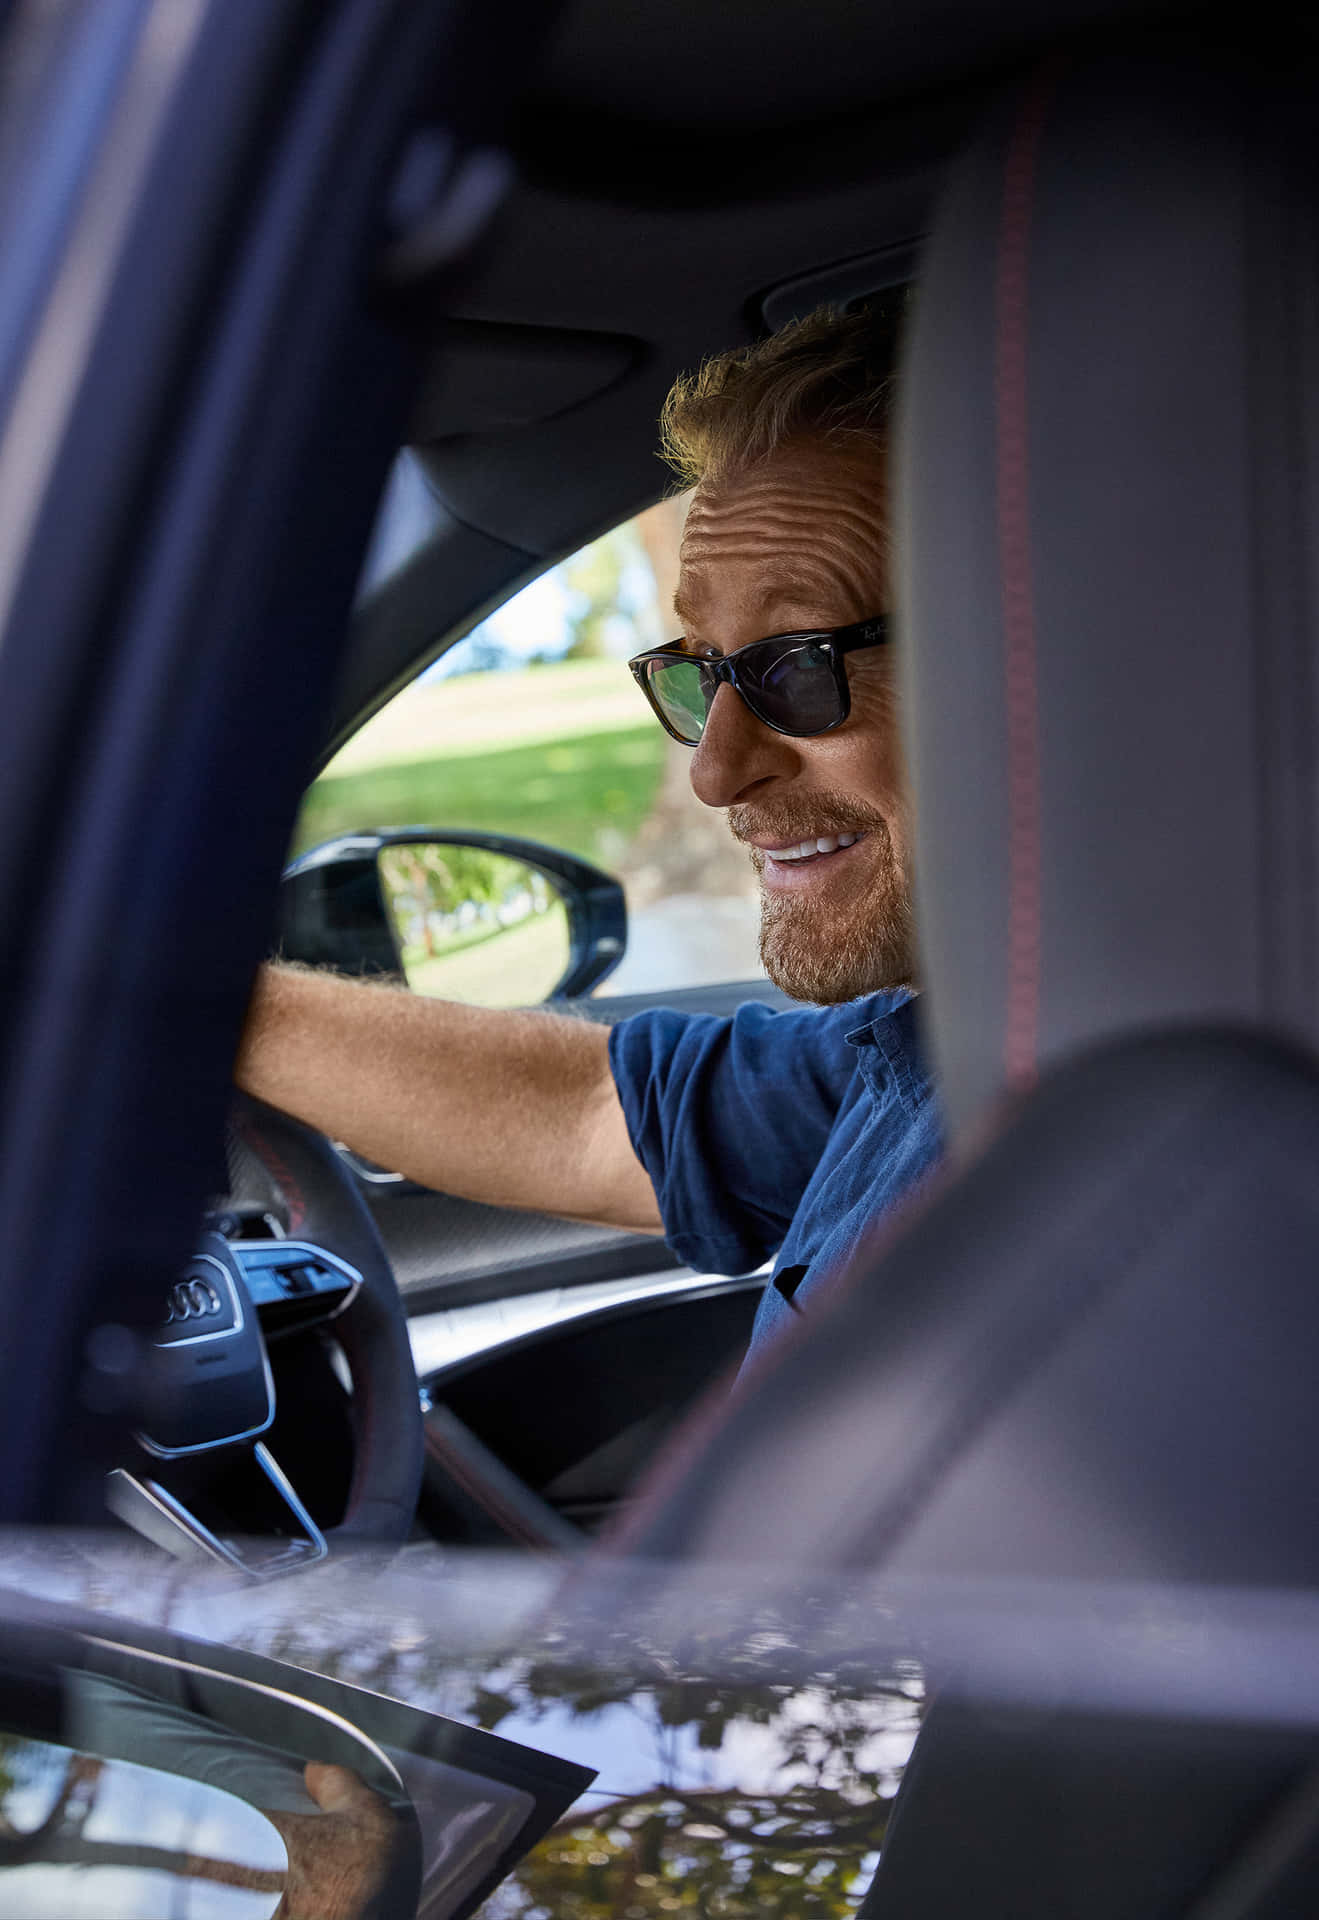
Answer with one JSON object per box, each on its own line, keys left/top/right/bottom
{"left": 843, "top": 989, "right": 931, "bottom": 1119}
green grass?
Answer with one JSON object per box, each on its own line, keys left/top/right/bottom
{"left": 291, "top": 724, "right": 668, "bottom": 869}
{"left": 323, "top": 659, "right": 657, "bottom": 772}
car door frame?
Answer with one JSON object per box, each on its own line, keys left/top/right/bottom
{"left": 0, "top": 0, "right": 549, "bottom": 1524}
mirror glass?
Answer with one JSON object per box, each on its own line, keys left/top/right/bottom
{"left": 378, "top": 843, "right": 571, "bottom": 1007}
{"left": 0, "top": 1731, "right": 287, "bottom": 1917}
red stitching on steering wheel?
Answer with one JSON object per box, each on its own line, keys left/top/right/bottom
{"left": 232, "top": 1108, "right": 308, "bottom": 1233}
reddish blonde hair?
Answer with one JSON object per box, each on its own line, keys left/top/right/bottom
{"left": 659, "top": 302, "right": 901, "bottom": 491}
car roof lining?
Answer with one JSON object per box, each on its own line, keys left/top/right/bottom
{"left": 534, "top": 0, "right": 1172, "bottom": 134}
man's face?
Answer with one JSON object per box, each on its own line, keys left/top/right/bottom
{"left": 674, "top": 436, "right": 913, "bottom": 1003}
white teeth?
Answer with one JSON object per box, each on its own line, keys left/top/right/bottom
{"left": 769, "top": 831, "right": 863, "bottom": 862}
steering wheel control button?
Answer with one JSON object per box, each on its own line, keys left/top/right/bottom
{"left": 229, "top": 1239, "right": 362, "bottom": 1334}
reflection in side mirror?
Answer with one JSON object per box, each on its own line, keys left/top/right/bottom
{"left": 278, "top": 829, "right": 627, "bottom": 1005}
{"left": 0, "top": 1609, "right": 593, "bottom": 1920}
{"left": 378, "top": 845, "right": 570, "bottom": 1008}
{"left": 0, "top": 1626, "right": 418, "bottom": 1920}
{"left": 0, "top": 1730, "right": 288, "bottom": 1918}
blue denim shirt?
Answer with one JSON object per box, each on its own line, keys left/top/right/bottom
{"left": 608, "top": 989, "right": 943, "bottom": 1358}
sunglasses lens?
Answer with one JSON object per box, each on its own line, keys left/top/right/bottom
{"left": 639, "top": 639, "right": 846, "bottom": 742}
{"left": 644, "top": 656, "right": 710, "bottom": 743}
{"left": 745, "top": 642, "right": 842, "bottom": 734}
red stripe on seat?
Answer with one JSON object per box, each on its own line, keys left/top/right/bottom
{"left": 995, "top": 64, "right": 1060, "bottom": 1089}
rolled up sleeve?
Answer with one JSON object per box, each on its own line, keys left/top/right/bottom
{"left": 608, "top": 1000, "right": 861, "bottom": 1276}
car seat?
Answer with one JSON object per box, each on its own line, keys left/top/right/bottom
{"left": 610, "top": 33, "right": 1319, "bottom": 1918}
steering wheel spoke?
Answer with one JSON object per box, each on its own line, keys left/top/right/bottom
{"left": 232, "top": 1238, "right": 363, "bottom": 1340}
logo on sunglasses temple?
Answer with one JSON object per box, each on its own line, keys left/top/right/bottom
{"left": 629, "top": 614, "right": 889, "bottom": 743}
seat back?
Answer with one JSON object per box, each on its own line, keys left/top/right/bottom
{"left": 614, "top": 34, "right": 1319, "bottom": 1915}
{"left": 900, "top": 37, "right": 1319, "bottom": 1145}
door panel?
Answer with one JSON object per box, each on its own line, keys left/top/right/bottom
{"left": 417, "top": 1276, "right": 765, "bottom": 1537}
{"left": 0, "top": 0, "right": 520, "bottom": 1522}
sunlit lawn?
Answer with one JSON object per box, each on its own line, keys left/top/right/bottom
{"left": 290, "top": 725, "right": 668, "bottom": 870}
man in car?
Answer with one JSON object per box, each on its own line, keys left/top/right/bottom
{"left": 237, "top": 305, "right": 940, "bottom": 1360}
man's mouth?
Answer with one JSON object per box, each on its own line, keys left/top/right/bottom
{"left": 753, "top": 831, "right": 871, "bottom": 891}
{"left": 763, "top": 831, "right": 865, "bottom": 864}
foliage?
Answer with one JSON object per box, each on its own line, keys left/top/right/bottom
{"left": 477, "top": 1660, "right": 915, "bottom": 1919}
{"left": 452, "top": 631, "right": 525, "bottom": 675}
{"left": 245, "top": 1592, "right": 923, "bottom": 1920}
{"left": 560, "top": 527, "right": 633, "bottom": 661}
{"left": 379, "top": 845, "right": 551, "bottom": 954}
{"left": 468, "top": 1642, "right": 921, "bottom": 1920}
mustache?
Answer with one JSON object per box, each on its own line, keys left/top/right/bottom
{"left": 727, "top": 795, "right": 892, "bottom": 849}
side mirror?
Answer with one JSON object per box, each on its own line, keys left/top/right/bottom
{"left": 0, "top": 1619, "right": 416, "bottom": 1920}
{"left": 0, "top": 1608, "right": 594, "bottom": 1920}
{"left": 276, "top": 829, "right": 627, "bottom": 1005}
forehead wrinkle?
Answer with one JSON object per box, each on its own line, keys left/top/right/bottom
{"left": 680, "top": 525, "right": 888, "bottom": 598}
{"left": 682, "top": 501, "right": 888, "bottom": 550}
{"left": 690, "top": 464, "right": 881, "bottom": 500}
{"left": 688, "top": 453, "right": 885, "bottom": 502}
{"left": 683, "top": 495, "right": 887, "bottom": 559}
{"left": 676, "top": 556, "right": 878, "bottom": 638}
{"left": 684, "top": 488, "right": 884, "bottom": 539}
{"left": 681, "top": 545, "right": 872, "bottom": 595}
{"left": 680, "top": 532, "right": 889, "bottom": 589}
{"left": 684, "top": 502, "right": 887, "bottom": 543}
{"left": 678, "top": 457, "right": 890, "bottom": 632}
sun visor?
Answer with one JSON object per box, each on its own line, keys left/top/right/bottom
{"left": 412, "top": 319, "right": 641, "bottom": 439}
{"left": 759, "top": 239, "right": 921, "bottom": 330}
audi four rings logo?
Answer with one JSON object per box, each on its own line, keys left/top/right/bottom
{"left": 165, "top": 1277, "right": 223, "bottom": 1323}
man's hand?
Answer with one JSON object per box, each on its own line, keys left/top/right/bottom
{"left": 265, "top": 1761, "right": 397, "bottom": 1920}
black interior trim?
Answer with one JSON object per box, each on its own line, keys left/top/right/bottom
{"left": 397, "top": 1228, "right": 681, "bottom": 1314}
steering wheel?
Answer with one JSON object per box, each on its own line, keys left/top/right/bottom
{"left": 220, "top": 1092, "right": 424, "bottom": 1545}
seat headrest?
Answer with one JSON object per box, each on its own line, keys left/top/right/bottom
{"left": 897, "top": 38, "right": 1319, "bottom": 1144}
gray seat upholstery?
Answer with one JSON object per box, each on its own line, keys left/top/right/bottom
{"left": 902, "top": 36, "right": 1319, "bottom": 1147}
{"left": 616, "top": 32, "right": 1319, "bottom": 1916}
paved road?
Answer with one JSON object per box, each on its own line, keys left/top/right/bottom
{"left": 596, "top": 893, "right": 765, "bottom": 997}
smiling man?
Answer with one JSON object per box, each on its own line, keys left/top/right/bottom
{"left": 639, "top": 411, "right": 913, "bottom": 1002}
{"left": 238, "top": 305, "right": 941, "bottom": 1361}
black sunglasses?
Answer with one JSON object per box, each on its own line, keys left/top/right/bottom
{"left": 629, "top": 615, "right": 890, "bottom": 746}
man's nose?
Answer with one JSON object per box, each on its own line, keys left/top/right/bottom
{"left": 689, "top": 683, "right": 802, "bottom": 809}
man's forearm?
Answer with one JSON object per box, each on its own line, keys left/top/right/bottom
{"left": 234, "top": 965, "right": 663, "bottom": 1233}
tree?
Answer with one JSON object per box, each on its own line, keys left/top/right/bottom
{"left": 473, "top": 1652, "right": 918, "bottom": 1919}
{"left": 562, "top": 531, "right": 630, "bottom": 660}
{"left": 248, "top": 1594, "right": 922, "bottom": 1920}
